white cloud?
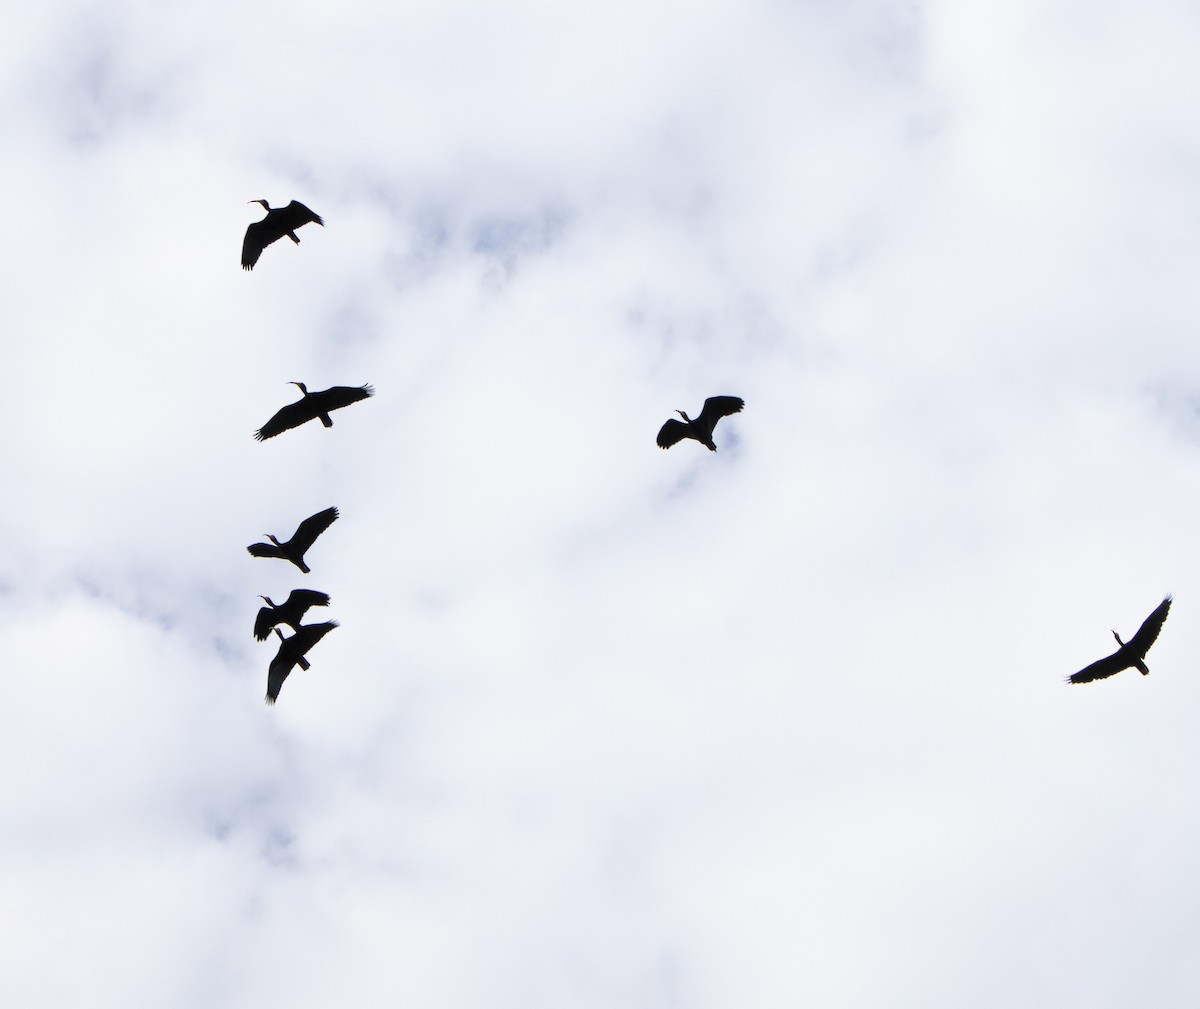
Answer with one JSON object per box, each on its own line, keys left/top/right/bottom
{"left": 5, "top": 0, "right": 1200, "bottom": 1005}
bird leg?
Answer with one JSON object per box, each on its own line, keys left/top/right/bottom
{"left": 287, "top": 231, "right": 301, "bottom": 244}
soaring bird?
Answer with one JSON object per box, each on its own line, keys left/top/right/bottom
{"left": 255, "top": 589, "right": 332, "bottom": 641}
{"left": 656, "top": 396, "right": 745, "bottom": 451}
{"left": 242, "top": 199, "right": 323, "bottom": 270}
{"left": 255, "top": 383, "right": 374, "bottom": 441}
{"left": 266, "top": 621, "right": 338, "bottom": 704}
{"left": 1068, "top": 596, "right": 1172, "bottom": 684}
{"left": 247, "top": 507, "right": 338, "bottom": 573}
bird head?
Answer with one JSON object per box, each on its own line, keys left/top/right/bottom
{"left": 1112, "top": 630, "right": 1126, "bottom": 647}
{"left": 676, "top": 410, "right": 690, "bottom": 422}
{"left": 249, "top": 199, "right": 270, "bottom": 210}
{"left": 259, "top": 595, "right": 275, "bottom": 606}
{"left": 266, "top": 534, "right": 281, "bottom": 546}
{"left": 288, "top": 381, "right": 309, "bottom": 395}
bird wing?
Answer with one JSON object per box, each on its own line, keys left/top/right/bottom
{"left": 293, "top": 620, "right": 339, "bottom": 654}
{"left": 308, "top": 384, "right": 375, "bottom": 413}
{"left": 254, "top": 605, "right": 279, "bottom": 641}
{"left": 1126, "top": 596, "right": 1172, "bottom": 658}
{"left": 290, "top": 507, "right": 339, "bottom": 553}
{"left": 255, "top": 397, "right": 319, "bottom": 441}
{"left": 1068, "top": 649, "right": 1129, "bottom": 684}
{"left": 247, "top": 542, "right": 283, "bottom": 559}
{"left": 656, "top": 418, "right": 691, "bottom": 449}
{"left": 265, "top": 652, "right": 297, "bottom": 704}
{"left": 285, "top": 589, "right": 332, "bottom": 612}
{"left": 241, "top": 219, "right": 283, "bottom": 270}
{"left": 697, "top": 396, "right": 745, "bottom": 428}
{"left": 282, "top": 200, "right": 324, "bottom": 229}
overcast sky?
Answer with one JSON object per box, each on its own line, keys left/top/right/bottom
{"left": 4, "top": 0, "right": 1200, "bottom": 1005}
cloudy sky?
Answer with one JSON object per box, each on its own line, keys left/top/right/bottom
{"left": 4, "top": 0, "right": 1200, "bottom": 1005}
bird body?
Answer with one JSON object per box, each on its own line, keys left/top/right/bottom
{"left": 1068, "top": 596, "right": 1172, "bottom": 684}
{"left": 242, "top": 199, "right": 323, "bottom": 270}
{"left": 255, "top": 382, "right": 374, "bottom": 441}
{"left": 255, "top": 589, "right": 332, "bottom": 641}
{"left": 274, "top": 627, "right": 311, "bottom": 671}
{"left": 247, "top": 507, "right": 339, "bottom": 573}
{"left": 267, "top": 621, "right": 338, "bottom": 703}
{"left": 657, "top": 396, "right": 744, "bottom": 451}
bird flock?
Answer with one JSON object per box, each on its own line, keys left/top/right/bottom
{"left": 242, "top": 199, "right": 378, "bottom": 702}
{"left": 241, "top": 198, "right": 1168, "bottom": 701}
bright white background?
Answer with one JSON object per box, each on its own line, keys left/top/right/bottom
{"left": 3, "top": 1, "right": 1200, "bottom": 1005}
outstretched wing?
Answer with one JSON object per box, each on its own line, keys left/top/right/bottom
{"left": 290, "top": 507, "right": 339, "bottom": 554}
{"left": 1068, "top": 649, "right": 1127, "bottom": 684}
{"left": 1127, "top": 596, "right": 1172, "bottom": 658}
{"left": 241, "top": 219, "right": 278, "bottom": 270}
{"left": 285, "top": 589, "right": 332, "bottom": 612}
{"left": 697, "top": 396, "right": 745, "bottom": 429}
{"left": 281, "top": 200, "right": 324, "bottom": 231}
{"left": 292, "top": 620, "right": 339, "bottom": 655}
{"left": 656, "top": 418, "right": 690, "bottom": 449}
{"left": 265, "top": 652, "right": 297, "bottom": 704}
{"left": 254, "top": 604, "right": 280, "bottom": 641}
{"left": 309, "top": 384, "right": 375, "bottom": 413}
{"left": 255, "top": 396, "right": 321, "bottom": 441}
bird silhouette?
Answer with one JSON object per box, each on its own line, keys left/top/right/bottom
{"left": 1068, "top": 596, "right": 1172, "bottom": 684}
{"left": 266, "top": 621, "right": 338, "bottom": 704}
{"left": 242, "top": 199, "right": 323, "bottom": 270}
{"left": 247, "top": 507, "right": 338, "bottom": 574}
{"left": 657, "top": 396, "right": 744, "bottom": 451}
{"left": 255, "top": 589, "right": 332, "bottom": 641}
{"left": 255, "top": 383, "right": 374, "bottom": 441}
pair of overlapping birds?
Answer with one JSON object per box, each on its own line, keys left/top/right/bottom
{"left": 241, "top": 200, "right": 745, "bottom": 703}
{"left": 243, "top": 199, "right": 1157, "bottom": 699}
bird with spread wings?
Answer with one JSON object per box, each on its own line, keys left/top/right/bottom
{"left": 1068, "top": 596, "right": 1172, "bottom": 684}
{"left": 656, "top": 396, "right": 745, "bottom": 452}
{"left": 247, "top": 507, "right": 339, "bottom": 574}
{"left": 242, "top": 199, "right": 323, "bottom": 270}
{"left": 255, "top": 383, "right": 374, "bottom": 441}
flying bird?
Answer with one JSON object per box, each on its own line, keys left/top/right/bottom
{"left": 242, "top": 199, "right": 323, "bottom": 270}
{"left": 255, "top": 589, "right": 332, "bottom": 641}
{"left": 1067, "top": 596, "right": 1172, "bottom": 684}
{"left": 266, "top": 621, "right": 338, "bottom": 704}
{"left": 657, "top": 396, "right": 745, "bottom": 451}
{"left": 255, "top": 383, "right": 374, "bottom": 441}
{"left": 247, "top": 507, "right": 338, "bottom": 574}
